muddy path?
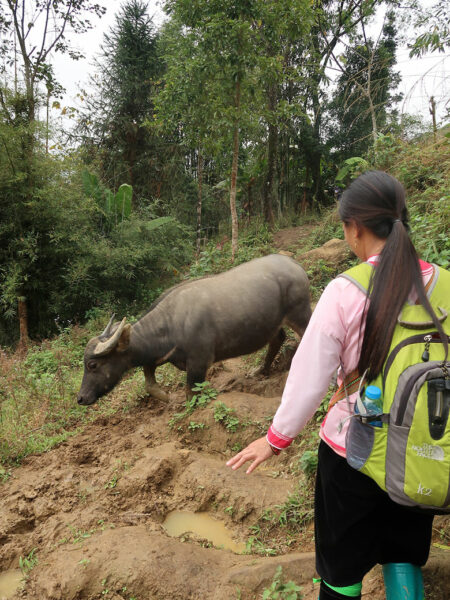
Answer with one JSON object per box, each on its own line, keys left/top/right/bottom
{"left": 1, "top": 227, "right": 449, "bottom": 600}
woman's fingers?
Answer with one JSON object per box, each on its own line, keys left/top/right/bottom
{"left": 226, "top": 436, "right": 274, "bottom": 474}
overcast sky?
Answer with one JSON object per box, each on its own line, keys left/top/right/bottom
{"left": 51, "top": 0, "right": 448, "bottom": 126}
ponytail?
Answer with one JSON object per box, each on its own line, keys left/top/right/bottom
{"left": 339, "top": 170, "right": 447, "bottom": 380}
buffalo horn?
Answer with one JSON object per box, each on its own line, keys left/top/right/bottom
{"left": 93, "top": 317, "right": 127, "bottom": 357}
{"left": 99, "top": 313, "right": 116, "bottom": 339}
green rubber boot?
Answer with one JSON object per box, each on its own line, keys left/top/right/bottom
{"left": 382, "top": 563, "right": 425, "bottom": 600}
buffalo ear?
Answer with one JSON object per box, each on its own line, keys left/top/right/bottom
{"left": 117, "top": 323, "right": 131, "bottom": 352}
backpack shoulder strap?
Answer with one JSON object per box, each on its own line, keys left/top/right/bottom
{"left": 431, "top": 265, "right": 450, "bottom": 301}
{"left": 338, "top": 261, "right": 443, "bottom": 298}
{"left": 337, "top": 262, "right": 373, "bottom": 294}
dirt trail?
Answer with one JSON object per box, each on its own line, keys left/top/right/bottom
{"left": 1, "top": 227, "right": 449, "bottom": 600}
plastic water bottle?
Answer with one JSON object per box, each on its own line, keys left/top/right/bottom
{"left": 356, "top": 385, "right": 383, "bottom": 427}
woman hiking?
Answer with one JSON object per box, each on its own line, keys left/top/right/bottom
{"left": 226, "top": 170, "right": 449, "bottom": 600}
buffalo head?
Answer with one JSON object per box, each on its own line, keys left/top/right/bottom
{"left": 77, "top": 315, "right": 132, "bottom": 406}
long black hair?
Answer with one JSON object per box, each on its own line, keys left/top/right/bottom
{"left": 339, "top": 170, "right": 446, "bottom": 379}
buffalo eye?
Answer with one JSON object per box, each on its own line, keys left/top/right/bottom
{"left": 87, "top": 360, "right": 98, "bottom": 371}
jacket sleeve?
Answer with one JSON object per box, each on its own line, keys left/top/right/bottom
{"left": 267, "top": 277, "right": 348, "bottom": 450}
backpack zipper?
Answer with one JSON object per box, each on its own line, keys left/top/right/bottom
{"left": 395, "top": 361, "right": 450, "bottom": 426}
{"left": 383, "top": 332, "right": 449, "bottom": 389}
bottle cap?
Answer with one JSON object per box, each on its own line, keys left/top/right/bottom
{"left": 365, "top": 385, "right": 382, "bottom": 400}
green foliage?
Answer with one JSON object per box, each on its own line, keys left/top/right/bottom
{"left": 298, "top": 450, "right": 318, "bottom": 478}
{"left": 274, "top": 491, "right": 314, "bottom": 530}
{"left": 0, "top": 121, "right": 193, "bottom": 344}
{"left": 169, "top": 382, "right": 218, "bottom": 425}
{"left": 189, "top": 219, "right": 274, "bottom": 278}
{"left": 188, "top": 421, "right": 206, "bottom": 431}
{"left": 335, "top": 157, "right": 370, "bottom": 188}
{"left": 19, "top": 548, "right": 38, "bottom": 577}
{"left": 82, "top": 170, "right": 133, "bottom": 230}
{"left": 213, "top": 401, "right": 240, "bottom": 432}
{"left": 372, "top": 130, "right": 450, "bottom": 269}
{"left": 0, "top": 465, "right": 11, "bottom": 483}
{"left": 411, "top": 206, "right": 450, "bottom": 268}
{"left": 408, "top": 1, "right": 449, "bottom": 58}
{"left": 245, "top": 530, "right": 277, "bottom": 556}
{"left": 262, "top": 566, "right": 302, "bottom": 600}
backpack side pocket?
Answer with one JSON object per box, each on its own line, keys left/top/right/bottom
{"left": 346, "top": 416, "right": 387, "bottom": 487}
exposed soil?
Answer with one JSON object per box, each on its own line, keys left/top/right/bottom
{"left": 1, "top": 227, "right": 449, "bottom": 600}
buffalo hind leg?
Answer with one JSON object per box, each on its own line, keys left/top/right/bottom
{"left": 252, "top": 328, "right": 286, "bottom": 377}
{"left": 144, "top": 365, "right": 171, "bottom": 402}
{"left": 286, "top": 300, "right": 312, "bottom": 339}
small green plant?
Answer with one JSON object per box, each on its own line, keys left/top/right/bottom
{"left": 104, "top": 471, "right": 119, "bottom": 490}
{"left": 245, "top": 531, "right": 277, "bottom": 556}
{"left": 276, "top": 491, "right": 314, "bottom": 529}
{"left": 19, "top": 548, "right": 38, "bottom": 577}
{"left": 169, "top": 381, "right": 218, "bottom": 425}
{"left": 262, "top": 566, "right": 302, "bottom": 599}
{"left": 101, "top": 577, "right": 110, "bottom": 596}
{"left": 78, "top": 558, "right": 90, "bottom": 568}
{"left": 78, "top": 490, "right": 88, "bottom": 503}
{"left": 213, "top": 401, "right": 240, "bottom": 432}
{"left": 0, "top": 466, "right": 11, "bottom": 483}
{"left": 298, "top": 450, "right": 318, "bottom": 478}
{"left": 67, "top": 525, "right": 94, "bottom": 544}
{"left": 188, "top": 421, "right": 206, "bottom": 431}
{"left": 104, "top": 459, "right": 130, "bottom": 490}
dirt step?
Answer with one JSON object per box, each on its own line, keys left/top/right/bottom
{"left": 174, "top": 392, "right": 282, "bottom": 453}
{"left": 172, "top": 453, "right": 295, "bottom": 525}
{"left": 22, "top": 525, "right": 242, "bottom": 600}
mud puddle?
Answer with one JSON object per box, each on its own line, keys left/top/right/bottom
{"left": 163, "top": 510, "right": 246, "bottom": 553}
{"left": 0, "top": 570, "right": 22, "bottom": 599}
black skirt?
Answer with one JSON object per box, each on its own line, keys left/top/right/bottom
{"left": 314, "top": 440, "right": 434, "bottom": 587}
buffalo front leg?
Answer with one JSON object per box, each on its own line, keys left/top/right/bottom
{"left": 186, "top": 358, "right": 209, "bottom": 401}
{"left": 251, "top": 328, "right": 286, "bottom": 377}
{"left": 143, "top": 365, "right": 171, "bottom": 402}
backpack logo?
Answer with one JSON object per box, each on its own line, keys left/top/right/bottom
{"left": 411, "top": 443, "right": 444, "bottom": 462}
{"left": 417, "top": 483, "right": 432, "bottom": 496}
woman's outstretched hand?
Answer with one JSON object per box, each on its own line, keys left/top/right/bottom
{"left": 226, "top": 436, "right": 275, "bottom": 474}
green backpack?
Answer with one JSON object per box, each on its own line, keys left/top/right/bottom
{"left": 341, "top": 262, "right": 450, "bottom": 513}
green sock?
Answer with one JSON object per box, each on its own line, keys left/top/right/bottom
{"left": 323, "top": 580, "right": 363, "bottom": 597}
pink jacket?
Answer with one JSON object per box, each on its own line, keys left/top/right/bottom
{"left": 266, "top": 256, "right": 434, "bottom": 457}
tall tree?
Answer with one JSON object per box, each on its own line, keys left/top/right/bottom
{"left": 298, "top": 0, "right": 379, "bottom": 206}
{"left": 255, "top": 0, "right": 312, "bottom": 226}
{"left": 326, "top": 10, "right": 402, "bottom": 160}
{"left": 77, "top": 0, "right": 162, "bottom": 203}
{"left": 160, "top": 0, "right": 264, "bottom": 261}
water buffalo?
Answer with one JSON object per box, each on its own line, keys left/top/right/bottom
{"left": 77, "top": 254, "right": 311, "bottom": 406}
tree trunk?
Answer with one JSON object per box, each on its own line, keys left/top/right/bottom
{"left": 230, "top": 79, "right": 241, "bottom": 262}
{"left": 429, "top": 96, "right": 437, "bottom": 143}
{"left": 310, "top": 85, "right": 325, "bottom": 206}
{"left": 300, "top": 165, "right": 307, "bottom": 214}
{"left": 263, "top": 85, "right": 277, "bottom": 229}
{"left": 46, "top": 89, "right": 50, "bottom": 154}
{"left": 17, "top": 297, "right": 29, "bottom": 351}
{"left": 196, "top": 150, "right": 203, "bottom": 256}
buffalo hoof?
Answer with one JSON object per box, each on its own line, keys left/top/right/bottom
{"left": 145, "top": 384, "right": 171, "bottom": 403}
{"left": 248, "top": 365, "right": 269, "bottom": 378}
